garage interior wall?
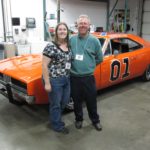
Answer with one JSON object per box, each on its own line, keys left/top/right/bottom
{"left": 46, "top": 0, "right": 107, "bottom": 31}
{"left": 109, "top": 0, "right": 141, "bottom": 34}
{"left": 46, "top": 0, "right": 57, "bottom": 28}
{"left": 2, "top": 0, "right": 44, "bottom": 43}
{"left": 142, "top": 0, "right": 150, "bottom": 41}
{"left": 0, "top": 0, "right": 146, "bottom": 44}
{"left": 0, "top": 0, "right": 4, "bottom": 42}
{"left": 11, "top": 0, "right": 44, "bottom": 42}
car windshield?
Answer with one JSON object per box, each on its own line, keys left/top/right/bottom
{"left": 98, "top": 38, "right": 105, "bottom": 48}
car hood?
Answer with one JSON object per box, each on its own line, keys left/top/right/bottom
{"left": 0, "top": 54, "right": 42, "bottom": 83}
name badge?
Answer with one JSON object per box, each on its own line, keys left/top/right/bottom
{"left": 75, "top": 54, "right": 83, "bottom": 61}
{"left": 65, "top": 62, "right": 71, "bottom": 69}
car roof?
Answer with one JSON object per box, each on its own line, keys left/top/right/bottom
{"left": 92, "top": 32, "right": 148, "bottom": 45}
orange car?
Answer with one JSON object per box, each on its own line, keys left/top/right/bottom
{"left": 0, "top": 33, "right": 150, "bottom": 107}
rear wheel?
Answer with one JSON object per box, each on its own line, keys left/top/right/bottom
{"left": 142, "top": 65, "right": 150, "bottom": 81}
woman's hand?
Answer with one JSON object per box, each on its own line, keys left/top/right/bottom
{"left": 45, "top": 83, "right": 52, "bottom": 92}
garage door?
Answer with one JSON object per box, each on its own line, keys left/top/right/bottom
{"left": 142, "top": 0, "right": 150, "bottom": 41}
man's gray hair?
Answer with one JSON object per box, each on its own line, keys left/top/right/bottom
{"left": 77, "top": 14, "right": 91, "bottom": 24}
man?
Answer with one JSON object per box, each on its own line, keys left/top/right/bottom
{"left": 70, "top": 15, "right": 103, "bottom": 131}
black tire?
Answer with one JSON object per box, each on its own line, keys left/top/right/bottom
{"left": 142, "top": 65, "right": 150, "bottom": 81}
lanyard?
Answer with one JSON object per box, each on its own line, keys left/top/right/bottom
{"left": 76, "top": 35, "right": 89, "bottom": 53}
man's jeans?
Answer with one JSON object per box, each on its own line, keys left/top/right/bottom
{"left": 48, "top": 76, "right": 70, "bottom": 131}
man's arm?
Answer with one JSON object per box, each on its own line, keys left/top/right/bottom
{"left": 95, "top": 39, "right": 103, "bottom": 65}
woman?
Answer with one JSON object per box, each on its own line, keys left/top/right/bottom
{"left": 42, "top": 22, "right": 71, "bottom": 134}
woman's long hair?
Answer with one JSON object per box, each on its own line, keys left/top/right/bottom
{"left": 54, "top": 22, "right": 69, "bottom": 47}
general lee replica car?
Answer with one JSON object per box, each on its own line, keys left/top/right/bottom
{"left": 0, "top": 33, "right": 150, "bottom": 106}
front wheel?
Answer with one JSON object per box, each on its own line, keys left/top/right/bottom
{"left": 142, "top": 65, "right": 150, "bottom": 81}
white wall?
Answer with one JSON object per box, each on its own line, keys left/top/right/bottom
{"left": 142, "top": 0, "right": 150, "bottom": 41}
{"left": 10, "top": 0, "right": 44, "bottom": 42}
{"left": 46, "top": 0, "right": 107, "bottom": 31}
{"left": 46, "top": 0, "right": 141, "bottom": 35}
{"left": 61, "top": 0, "right": 107, "bottom": 30}
{"left": 46, "top": 0, "right": 57, "bottom": 27}
{"left": 1, "top": 0, "right": 107, "bottom": 43}
{"left": 0, "top": 0, "right": 143, "bottom": 43}
{"left": 0, "top": 0, "right": 4, "bottom": 42}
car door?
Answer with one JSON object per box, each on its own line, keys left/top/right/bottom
{"left": 99, "top": 39, "right": 124, "bottom": 89}
{"left": 95, "top": 36, "right": 148, "bottom": 91}
{"left": 119, "top": 38, "right": 147, "bottom": 77}
{"left": 110, "top": 38, "right": 147, "bottom": 82}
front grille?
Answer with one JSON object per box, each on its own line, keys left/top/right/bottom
{"left": 11, "top": 78, "right": 27, "bottom": 90}
{"left": 0, "top": 73, "right": 3, "bottom": 80}
{"left": 3, "top": 74, "right": 11, "bottom": 83}
{"left": 0, "top": 73, "right": 27, "bottom": 92}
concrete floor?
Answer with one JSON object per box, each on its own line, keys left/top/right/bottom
{"left": 0, "top": 78, "right": 150, "bottom": 150}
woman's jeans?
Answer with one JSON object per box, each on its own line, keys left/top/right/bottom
{"left": 48, "top": 76, "right": 70, "bottom": 131}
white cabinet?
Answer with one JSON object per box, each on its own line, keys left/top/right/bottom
{"left": 4, "top": 43, "right": 17, "bottom": 58}
{"left": 17, "top": 44, "right": 31, "bottom": 55}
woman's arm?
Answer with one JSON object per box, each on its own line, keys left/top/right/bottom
{"left": 42, "top": 55, "right": 52, "bottom": 92}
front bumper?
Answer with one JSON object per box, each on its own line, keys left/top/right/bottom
{"left": 0, "top": 79, "right": 35, "bottom": 104}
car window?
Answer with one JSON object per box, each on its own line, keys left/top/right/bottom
{"left": 104, "top": 39, "right": 121, "bottom": 56}
{"left": 110, "top": 39, "right": 122, "bottom": 54}
{"left": 98, "top": 38, "right": 105, "bottom": 48}
{"left": 119, "top": 38, "right": 143, "bottom": 52}
{"left": 104, "top": 42, "right": 112, "bottom": 56}
{"left": 110, "top": 38, "right": 143, "bottom": 54}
